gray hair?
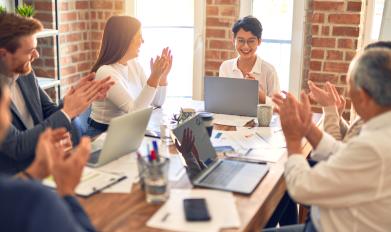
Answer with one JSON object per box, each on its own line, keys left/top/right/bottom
{"left": 350, "top": 48, "right": 391, "bottom": 107}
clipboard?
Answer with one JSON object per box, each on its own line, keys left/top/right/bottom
{"left": 43, "top": 167, "right": 127, "bottom": 197}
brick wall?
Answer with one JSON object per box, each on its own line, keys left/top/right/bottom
{"left": 31, "top": 0, "right": 124, "bottom": 96}
{"left": 303, "top": 0, "right": 364, "bottom": 117}
{"left": 205, "top": 0, "right": 240, "bottom": 76}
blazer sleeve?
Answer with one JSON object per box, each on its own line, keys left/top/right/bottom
{"left": 29, "top": 189, "right": 95, "bottom": 232}
{"left": 1, "top": 110, "right": 72, "bottom": 161}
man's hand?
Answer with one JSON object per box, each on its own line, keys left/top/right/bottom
{"left": 273, "top": 92, "right": 313, "bottom": 155}
{"left": 75, "top": 73, "right": 114, "bottom": 101}
{"left": 158, "top": 47, "right": 173, "bottom": 86}
{"left": 51, "top": 137, "right": 91, "bottom": 196}
{"left": 25, "top": 128, "right": 68, "bottom": 180}
{"left": 308, "top": 81, "right": 346, "bottom": 116}
{"left": 62, "top": 76, "right": 113, "bottom": 118}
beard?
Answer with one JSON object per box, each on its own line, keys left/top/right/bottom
{"left": 14, "top": 61, "right": 32, "bottom": 75}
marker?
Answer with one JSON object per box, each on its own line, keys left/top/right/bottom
{"left": 152, "top": 140, "right": 159, "bottom": 161}
{"left": 147, "top": 144, "right": 152, "bottom": 162}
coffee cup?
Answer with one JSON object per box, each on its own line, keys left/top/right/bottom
{"left": 257, "top": 104, "right": 272, "bottom": 127}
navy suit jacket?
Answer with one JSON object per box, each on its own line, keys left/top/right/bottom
{"left": 0, "top": 71, "right": 81, "bottom": 174}
{"left": 0, "top": 175, "right": 95, "bottom": 232}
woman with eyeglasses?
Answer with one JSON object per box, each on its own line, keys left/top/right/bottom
{"left": 219, "top": 16, "right": 280, "bottom": 104}
{"left": 87, "top": 16, "right": 172, "bottom": 137}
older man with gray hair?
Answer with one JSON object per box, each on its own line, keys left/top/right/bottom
{"left": 271, "top": 48, "right": 391, "bottom": 231}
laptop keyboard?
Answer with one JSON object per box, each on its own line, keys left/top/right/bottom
{"left": 200, "top": 161, "right": 245, "bottom": 187}
{"left": 88, "top": 149, "right": 101, "bottom": 164}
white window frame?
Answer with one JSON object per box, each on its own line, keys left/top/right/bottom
{"left": 240, "top": 0, "right": 306, "bottom": 98}
{"left": 124, "top": 0, "right": 205, "bottom": 100}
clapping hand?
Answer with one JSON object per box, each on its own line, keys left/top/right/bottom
{"left": 308, "top": 81, "right": 346, "bottom": 116}
{"left": 158, "top": 47, "right": 173, "bottom": 86}
{"left": 63, "top": 75, "right": 114, "bottom": 118}
{"left": 273, "top": 91, "right": 313, "bottom": 154}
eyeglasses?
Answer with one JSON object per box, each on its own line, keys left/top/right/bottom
{"left": 235, "top": 38, "right": 259, "bottom": 47}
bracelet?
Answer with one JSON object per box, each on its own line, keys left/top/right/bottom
{"left": 22, "top": 170, "right": 34, "bottom": 180}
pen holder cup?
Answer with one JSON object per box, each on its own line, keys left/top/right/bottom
{"left": 138, "top": 157, "right": 170, "bottom": 204}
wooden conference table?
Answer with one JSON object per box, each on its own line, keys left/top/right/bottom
{"left": 79, "top": 98, "right": 316, "bottom": 232}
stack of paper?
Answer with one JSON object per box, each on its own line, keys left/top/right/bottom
{"left": 147, "top": 189, "right": 240, "bottom": 232}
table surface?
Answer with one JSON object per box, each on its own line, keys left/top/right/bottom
{"left": 79, "top": 98, "right": 316, "bottom": 232}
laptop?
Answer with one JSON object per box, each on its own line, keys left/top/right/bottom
{"left": 204, "top": 76, "right": 259, "bottom": 117}
{"left": 87, "top": 107, "right": 153, "bottom": 167}
{"left": 172, "top": 114, "right": 269, "bottom": 194}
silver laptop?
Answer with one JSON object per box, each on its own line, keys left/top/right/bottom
{"left": 204, "top": 76, "right": 259, "bottom": 117}
{"left": 173, "top": 114, "right": 269, "bottom": 194}
{"left": 87, "top": 107, "right": 153, "bottom": 167}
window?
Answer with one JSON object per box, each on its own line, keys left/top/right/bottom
{"left": 126, "top": 0, "right": 204, "bottom": 98}
{"left": 240, "top": 0, "right": 306, "bottom": 97}
{"left": 371, "top": 0, "right": 385, "bottom": 40}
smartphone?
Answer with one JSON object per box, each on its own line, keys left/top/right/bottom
{"left": 183, "top": 198, "right": 211, "bottom": 221}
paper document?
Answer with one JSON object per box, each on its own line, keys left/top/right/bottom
{"left": 213, "top": 114, "right": 255, "bottom": 127}
{"left": 43, "top": 167, "right": 126, "bottom": 197}
{"left": 168, "top": 155, "right": 186, "bottom": 182}
{"left": 211, "top": 129, "right": 273, "bottom": 154}
{"left": 147, "top": 189, "right": 240, "bottom": 232}
{"left": 96, "top": 154, "right": 138, "bottom": 193}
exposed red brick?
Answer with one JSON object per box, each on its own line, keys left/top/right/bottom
{"left": 321, "top": 26, "right": 330, "bottom": 36}
{"left": 328, "top": 13, "right": 360, "bottom": 24}
{"left": 338, "top": 38, "right": 356, "bottom": 49}
{"left": 206, "top": 29, "right": 226, "bottom": 38}
{"left": 310, "top": 61, "right": 322, "bottom": 71}
{"left": 209, "top": 40, "right": 233, "bottom": 50}
{"left": 327, "top": 50, "right": 343, "bottom": 60}
{"left": 332, "top": 26, "right": 360, "bottom": 37}
{"left": 324, "top": 62, "right": 350, "bottom": 73}
{"left": 312, "top": 38, "right": 336, "bottom": 48}
{"left": 311, "top": 49, "right": 324, "bottom": 59}
{"left": 309, "top": 72, "right": 339, "bottom": 83}
{"left": 312, "top": 13, "right": 324, "bottom": 23}
{"left": 207, "top": 6, "right": 219, "bottom": 15}
{"left": 313, "top": 1, "right": 345, "bottom": 11}
{"left": 75, "top": 1, "right": 89, "bottom": 9}
{"left": 347, "top": 1, "right": 362, "bottom": 12}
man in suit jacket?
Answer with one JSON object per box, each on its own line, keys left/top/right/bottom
{"left": 0, "top": 13, "right": 113, "bottom": 174}
{"left": 0, "top": 61, "right": 96, "bottom": 231}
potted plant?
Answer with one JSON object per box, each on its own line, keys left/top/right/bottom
{"left": 16, "top": 4, "right": 35, "bottom": 17}
{"left": 0, "top": 5, "right": 6, "bottom": 14}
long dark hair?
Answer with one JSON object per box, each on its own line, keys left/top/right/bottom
{"left": 91, "top": 16, "right": 141, "bottom": 72}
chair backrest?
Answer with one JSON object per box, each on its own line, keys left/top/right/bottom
{"left": 74, "top": 106, "right": 91, "bottom": 135}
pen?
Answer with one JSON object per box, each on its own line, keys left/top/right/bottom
{"left": 161, "top": 212, "right": 170, "bottom": 222}
{"left": 147, "top": 144, "right": 152, "bottom": 162}
{"left": 244, "top": 148, "right": 253, "bottom": 156}
{"left": 152, "top": 140, "right": 160, "bottom": 161}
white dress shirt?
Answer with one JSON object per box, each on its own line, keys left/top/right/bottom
{"left": 219, "top": 55, "right": 280, "bottom": 105}
{"left": 285, "top": 111, "right": 391, "bottom": 231}
{"left": 91, "top": 59, "right": 166, "bottom": 124}
{"left": 9, "top": 77, "right": 34, "bottom": 129}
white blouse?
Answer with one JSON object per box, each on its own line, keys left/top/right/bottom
{"left": 91, "top": 59, "right": 166, "bottom": 124}
{"left": 219, "top": 55, "right": 280, "bottom": 105}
